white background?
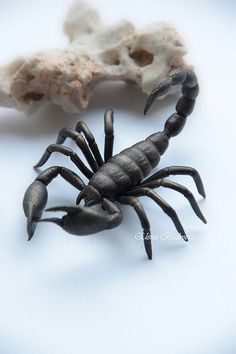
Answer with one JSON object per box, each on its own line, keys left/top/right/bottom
{"left": 0, "top": 1, "right": 235, "bottom": 353}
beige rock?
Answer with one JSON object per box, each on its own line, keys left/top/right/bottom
{"left": 0, "top": 0, "right": 189, "bottom": 114}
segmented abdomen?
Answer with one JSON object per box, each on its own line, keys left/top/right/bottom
{"left": 89, "top": 138, "right": 161, "bottom": 199}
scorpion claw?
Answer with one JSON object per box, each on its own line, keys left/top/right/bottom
{"left": 23, "top": 181, "right": 48, "bottom": 240}
{"left": 40, "top": 201, "right": 122, "bottom": 236}
{"left": 39, "top": 217, "right": 63, "bottom": 227}
{"left": 45, "top": 206, "right": 78, "bottom": 213}
{"left": 26, "top": 208, "right": 37, "bottom": 241}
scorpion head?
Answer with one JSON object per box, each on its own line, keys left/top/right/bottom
{"left": 76, "top": 185, "right": 102, "bottom": 207}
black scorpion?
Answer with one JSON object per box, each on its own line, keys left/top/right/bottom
{"left": 23, "top": 69, "right": 206, "bottom": 259}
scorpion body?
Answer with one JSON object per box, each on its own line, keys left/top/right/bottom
{"left": 87, "top": 136, "right": 163, "bottom": 200}
{"left": 23, "top": 69, "right": 206, "bottom": 259}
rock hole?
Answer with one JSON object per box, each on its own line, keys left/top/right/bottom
{"left": 129, "top": 49, "right": 154, "bottom": 67}
{"left": 22, "top": 92, "right": 44, "bottom": 102}
{"left": 113, "top": 59, "right": 120, "bottom": 65}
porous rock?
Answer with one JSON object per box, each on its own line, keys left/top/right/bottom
{"left": 0, "top": 0, "right": 189, "bottom": 114}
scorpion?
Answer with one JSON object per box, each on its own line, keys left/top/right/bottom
{"left": 23, "top": 69, "right": 206, "bottom": 259}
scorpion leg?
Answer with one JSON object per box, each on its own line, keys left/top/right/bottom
{"left": 34, "top": 144, "right": 93, "bottom": 179}
{"left": 76, "top": 121, "right": 104, "bottom": 167}
{"left": 56, "top": 128, "right": 99, "bottom": 172}
{"left": 118, "top": 196, "right": 152, "bottom": 260}
{"left": 144, "top": 69, "right": 199, "bottom": 115}
{"left": 23, "top": 166, "right": 85, "bottom": 240}
{"left": 127, "top": 187, "right": 188, "bottom": 241}
{"left": 104, "top": 109, "right": 114, "bottom": 162}
{"left": 39, "top": 198, "right": 123, "bottom": 236}
{"left": 137, "top": 179, "right": 206, "bottom": 223}
{"left": 141, "top": 166, "right": 206, "bottom": 198}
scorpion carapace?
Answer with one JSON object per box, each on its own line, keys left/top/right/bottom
{"left": 23, "top": 69, "right": 206, "bottom": 260}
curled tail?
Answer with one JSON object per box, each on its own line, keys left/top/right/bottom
{"left": 144, "top": 69, "right": 199, "bottom": 139}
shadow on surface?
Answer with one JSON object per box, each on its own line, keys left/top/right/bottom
{"left": 0, "top": 81, "right": 178, "bottom": 139}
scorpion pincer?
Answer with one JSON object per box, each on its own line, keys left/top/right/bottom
{"left": 23, "top": 69, "right": 206, "bottom": 259}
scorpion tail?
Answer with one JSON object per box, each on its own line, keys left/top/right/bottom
{"left": 144, "top": 69, "right": 199, "bottom": 116}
